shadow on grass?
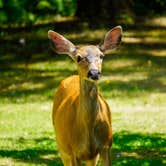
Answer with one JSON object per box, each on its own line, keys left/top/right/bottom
{"left": 99, "top": 75, "right": 166, "bottom": 98}
{"left": 0, "top": 149, "right": 62, "bottom": 166}
{"left": 0, "top": 65, "right": 77, "bottom": 102}
{"left": 1, "top": 24, "right": 166, "bottom": 67}
{"left": 0, "top": 132, "right": 165, "bottom": 165}
{"left": 112, "top": 132, "right": 166, "bottom": 166}
{"left": 0, "top": 50, "right": 166, "bottom": 102}
{"left": 0, "top": 24, "right": 166, "bottom": 103}
{"left": 0, "top": 137, "right": 62, "bottom": 166}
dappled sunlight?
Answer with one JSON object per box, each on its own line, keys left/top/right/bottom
{"left": 101, "top": 71, "right": 148, "bottom": 82}
{"left": 124, "top": 29, "right": 166, "bottom": 38}
{"left": 122, "top": 29, "right": 166, "bottom": 57}
{"left": 0, "top": 149, "right": 60, "bottom": 166}
{"left": 1, "top": 81, "right": 45, "bottom": 93}
{"left": 120, "top": 48, "right": 166, "bottom": 58}
{"left": 123, "top": 36, "right": 166, "bottom": 44}
{"left": 0, "top": 59, "right": 77, "bottom": 103}
{"left": 112, "top": 132, "right": 165, "bottom": 166}
{"left": 66, "top": 29, "right": 107, "bottom": 44}
{"left": 0, "top": 16, "right": 166, "bottom": 165}
{"left": 146, "top": 49, "right": 166, "bottom": 57}
{"left": 144, "top": 16, "right": 166, "bottom": 27}
{"left": 29, "top": 59, "right": 76, "bottom": 72}
{"left": 112, "top": 106, "right": 166, "bottom": 134}
{"left": 103, "top": 59, "right": 139, "bottom": 70}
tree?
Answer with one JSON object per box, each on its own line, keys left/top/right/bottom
{"left": 75, "top": 0, "right": 166, "bottom": 25}
{"left": 75, "top": 0, "right": 133, "bottom": 23}
{"left": 0, "top": 0, "right": 77, "bottom": 25}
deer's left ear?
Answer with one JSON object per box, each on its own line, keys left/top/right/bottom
{"left": 99, "top": 26, "right": 122, "bottom": 52}
{"left": 48, "top": 30, "right": 76, "bottom": 55}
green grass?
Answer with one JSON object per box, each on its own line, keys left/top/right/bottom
{"left": 0, "top": 23, "right": 166, "bottom": 165}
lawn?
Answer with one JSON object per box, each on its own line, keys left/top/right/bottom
{"left": 0, "top": 22, "right": 166, "bottom": 165}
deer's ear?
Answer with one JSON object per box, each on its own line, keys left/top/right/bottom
{"left": 99, "top": 26, "right": 122, "bottom": 52}
{"left": 48, "top": 30, "right": 76, "bottom": 55}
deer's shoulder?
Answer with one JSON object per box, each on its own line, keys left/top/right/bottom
{"left": 54, "top": 75, "right": 80, "bottom": 101}
{"left": 60, "top": 75, "right": 80, "bottom": 92}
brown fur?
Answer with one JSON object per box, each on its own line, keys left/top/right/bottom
{"left": 53, "top": 75, "right": 112, "bottom": 165}
{"left": 48, "top": 26, "right": 122, "bottom": 165}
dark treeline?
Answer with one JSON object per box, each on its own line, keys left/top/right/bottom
{"left": 76, "top": 0, "right": 166, "bottom": 25}
{"left": 0, "top": 0, "right": 165, "bottom": 26}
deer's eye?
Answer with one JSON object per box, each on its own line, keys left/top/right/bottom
{"left": 77, "top": 55, "right": 82, "bottom": 62}
{"left": 100, "top": 54, "right": 104, "bottom": 59}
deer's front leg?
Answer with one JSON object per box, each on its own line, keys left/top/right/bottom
{"left": 100, "top": 148, "right": 112, "bottom": 166}
{"left": 85, "top": 154, "right": 99, "bottom": 166}
{"left": 60, "top": 152, "right": 80, "bottom": 166}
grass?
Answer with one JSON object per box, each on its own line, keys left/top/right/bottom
{"left": 0, "top": 21, "right": 166, "bottom": 165}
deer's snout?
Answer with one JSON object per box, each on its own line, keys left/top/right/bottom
{"left": 87, "top": 69, "right": 100, "bottom": 80}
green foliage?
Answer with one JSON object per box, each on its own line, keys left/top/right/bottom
{"left": 0, "top": 19, "right": 166, "bottom": 165}
{"left": 0, "top": 0, "right": 165, "bottom": 26}
{"left": 0, "top": 0, "right": 77, "bottom": 25}
{"left": 61, "top": 0, "right": 77, "bottom": 16}
{"left": 37, "top": 0, "right": 53, "bottom": 10}
{"left": 75, "top": 0, "right": 166, "bottom": 26}
{"left": 0, "top": 11, "right": 7, "bottom": 23}
{"left": 2, "top": 0, "right": 26, "bottom": 23}
{"left": 0, "top": 0, "right": 3, "bottom": 7}
{"left": 133, "top": 0, "right": 166, "bottom": 16}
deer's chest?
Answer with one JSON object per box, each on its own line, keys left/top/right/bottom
{"left": 73, "top": 120, "right": 112, "bottom": 160}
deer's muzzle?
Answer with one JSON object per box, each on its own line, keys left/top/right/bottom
{"left": 87, "top": 69, "right": 100, "bottom": 80}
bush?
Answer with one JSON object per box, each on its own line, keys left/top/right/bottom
{"left": 0, "top": 0, "right": 77, "bottom": 25}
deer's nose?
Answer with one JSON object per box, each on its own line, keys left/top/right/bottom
{"left": 87, "top": 69, "right": 100, "bottom": 80}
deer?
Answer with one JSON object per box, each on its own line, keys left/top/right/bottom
{"left": 48, "top": 26, "right": 122, "bottom": 166}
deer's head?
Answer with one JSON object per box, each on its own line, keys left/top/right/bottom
{"left": 48, "top": 26, "right": 122, "bottom": 81}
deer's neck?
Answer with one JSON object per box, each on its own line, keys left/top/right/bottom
{"left": 79, "top": 78, "right": 99, "bottom": 123}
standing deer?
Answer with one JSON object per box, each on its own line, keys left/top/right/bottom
{"left": 48, "top": 26, "right": 122, "bottom": 166}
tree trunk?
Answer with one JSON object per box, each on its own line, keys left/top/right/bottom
{"left": 75, "top": 0, "right": 133, "bottom": 25}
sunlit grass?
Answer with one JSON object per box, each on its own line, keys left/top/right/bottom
{"left": 145, "top": 16, "right": 166, "bottom": 27}
{"left": 0, "top": 24, "right": 166, "bottom": 165}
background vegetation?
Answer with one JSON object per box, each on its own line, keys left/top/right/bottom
{"left": 0, "top": 0, "right": 166, "bottom": 26}
{"left": 0, "top": 0, "right": 166, "bottom": 165}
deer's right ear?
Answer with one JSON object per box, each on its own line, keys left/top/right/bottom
{"left": 48, "top": 30, "right": 76, "bottom": 55}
